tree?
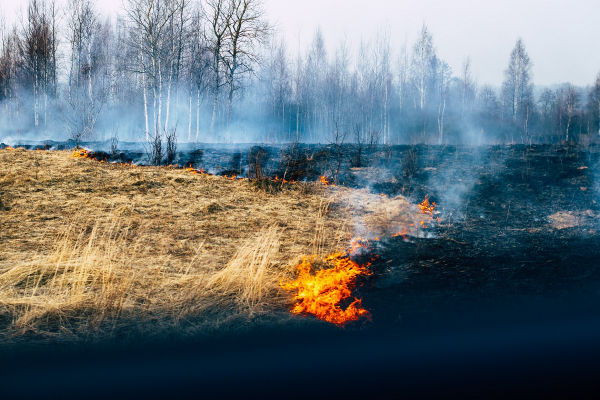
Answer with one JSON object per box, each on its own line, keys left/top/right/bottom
{"left": 187, "top": 7, "right": 211, "bottom": 141}
{"left": 0, "top": 16, "right": 18, "bottom": 104}
{"left": 502, "top": 38, "right": 533, "bottom": 123}
{"left": 538, "top": 88, "right": 556, "bottom": 140}
{"left": 396, "top": 39, "right": 408, "bottom": 116}
{"left": 564, "top": 84, "right": 580, "bottom": 142}
{"left": 410, "top": 24, "right": 435, "bottom": 112}
{"left": 305, "top": 28, "right": 327, "bottom": 140}
{"left": 437, "top": 61, "right": 451, "bottom": 144}
{"left": 373, "top": 28, "right": 392, "bottom": 143}
{"left": 409, "top": 24, "right": 437, "bottom": 139}
{"left": 223, "top": 0, "right": 270, "bottom": 129}
{"left": 203, "top": 0, "right": 232, "bottom": 133}
{"left": 18, "top": 0, "right": 58, "bottom": 127}
{"left": 588, "top": 72, "right": 600, "bottom": 136}
{"left": 460, "top": 56, "right": 476, "bottom": 117}
{"left": 124, "top": 0, "right": 185, "bottom": 140}
{"left": 263, "top": 37, "right": 291, "bottom": 140}
{"left": 64, "top": 0, "right": 107, "bottom": 146}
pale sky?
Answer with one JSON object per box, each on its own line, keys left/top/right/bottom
{"left": 3, "top": 0, "right": 600, "bottom": 87}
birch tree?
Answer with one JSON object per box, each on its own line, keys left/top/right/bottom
{"left": 187, "top": 8, "right": 211, "bottom": 141}
{"left": 588, "top": 72, "right": 600, "bottom": 136}
{"left": 538, "top": 88, "right": 555, "bottom": 140}
{"left": 564, "top": 84, "right": 580, "bottom": 142}
{"left": 502, "top": 38, "right": 533, "bottom": 123}
{"left": 460, "top": 56, "right": 476, "bottom": 117}
{"left": 19, "top": 0, "right": 57, "bottom": 128}
{"left": 223, "top": 0, "right": 270, "bottom": 129}
{"left": 0, "top": 16, "right": 18, "bottom": 105}
{"left": 203, "top": 0, "right": 232, "bottom": 133}
{"left": 410, "top": 24, "right": 435, "bottom": 112}
{"left": 437, "top": 61, "right": 451, "bottom": 144}
{"left": 124, "top": 0, "right": 184, "bottom": 140}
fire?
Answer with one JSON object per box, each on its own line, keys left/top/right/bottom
{"left": 392, "top": 226, "right": 410, "bottom": 239}
{"left": 186, "top": 166, "right": 208, "bottom": 175}
{"left": 71, "top": 149, "right": 91, "bottom": 158}
{"left": 280, "top": 250, "right": 372, "bottom": 326}
{"left": 320, "top": 176, "right": 330, "bottom": 185}
{"left": 348, "top": 238, "right": 372, "bottom": 257}
{"left": 418, "top": 195, "right": 436, "bottom": 216}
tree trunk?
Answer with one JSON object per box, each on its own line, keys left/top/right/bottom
{"left": 158, "top": 57, "right": 163, "bottom": 139}
{"left": 196, "top": 87, "right": 201, "bottom": 141}
{"left": 141, "top": 35, "right": 149, "bottom": 141}
{"left": 188, "top": 74, "right": 193, "bottom": 141}
{"left": 165, "top": 59, "right": 173, "bottom": 135}
{"left": 211, "top": 48, "right": 220, "bottom": 132}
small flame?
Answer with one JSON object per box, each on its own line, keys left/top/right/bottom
{"left": 320, "top": 176, "right": 331, "bottom": 185}
{"left": 186, "top": 166, "right": 208, "bottom": 175}
{"left": 418, "top": 195, "right": 436, "bottom": 216}
{"left": 71, "top": 149, "right": 91, "bottom": 158}
{"left": 392, "top": 226, "right": 410, "bottom": 239}
{"left": 280, "top": 250, "right": 372, "bottom": 326}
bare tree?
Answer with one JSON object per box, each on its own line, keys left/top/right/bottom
{"left": 63, "top": 0, "right": 111, "bottom": 147}
{"left": 410, "top": 24, "right": 435, "bottom": 112}
{"left": 187, "top": 7, "right": 211, "bottom": 141}
{"left": 305, "top": 28, "right": 327, "bottom": 140}
{"left": 538, "top": 88, "right": 556, "bottom": 141}
{"left": 264, "top": 37, "right": 291, "bottom": 140}
{"left": 203, "top": 0, "right": 232, "bottom": 133}
{"left": 124, "top": 0, "right": 185, "bottom": 140}
{"left": 223, "top": 0, "right": 271, "bottom": 129}
{"left": 502, "top": 38, "right": 533, "bottom": 123}
{"left": 0, "top": 15, "right": 18, "bottom": 105}
{"left": 19, "top": 0, "right": 58, "bottom": 128}
{"left": 437, "top": 61, "right": 451, "bottom": 144}
{"left": 461, "top": 56, "right": 476, "bottom": 117}
{"left": 327, "top": 122, "right": 348, "bottom": 185}
{"left": 588, "top": 72, "right": 600, "bottom": 136}
{"left": 564, "top": 84, "right": 580, "bottom": 142}
{"left": 396, "top": 38, "right": 408, "bottom": 117}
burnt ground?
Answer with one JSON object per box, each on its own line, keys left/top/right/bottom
{"left": 3, "top": 143, "right": 600, "bottom": 399}
{"left": 357, "top": 145, "right": 600, "bottom": 331}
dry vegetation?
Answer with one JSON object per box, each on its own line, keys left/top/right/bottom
{"left": 0, "top": 148, "right": 423, "bottom": 345}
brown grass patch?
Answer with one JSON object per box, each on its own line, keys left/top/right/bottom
{"left": 0, "top": 149, "right": 424, "bottom": 344}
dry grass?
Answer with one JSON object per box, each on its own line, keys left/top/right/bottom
{"left": 0, "top": 148, "right": 425, "bottom": 344}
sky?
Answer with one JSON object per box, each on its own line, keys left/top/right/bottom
{"left": 2, "top": 0, "right": 600, "bottom": 87}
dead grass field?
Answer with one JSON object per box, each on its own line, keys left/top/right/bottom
{"left": 0, "top": 148, "right": 423, "bottom": 345}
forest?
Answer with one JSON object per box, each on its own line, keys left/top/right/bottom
{"left": 1, "top": 0, "right": 600, "bottom": 146}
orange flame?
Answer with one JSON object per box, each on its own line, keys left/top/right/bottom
{"left": 320, "top": 176, "right": 330, "bottom": 185}
{"left": 186, "top": 166, "right": 208, "bottom": 175}
{"left": 348, "top": 238, "right": 372, "bottom": 257}
{"left": 392, "top": 226, "right": 411, "bottom": 239}
{"left": 418, "top": 195, "right": 436, "bottom": 216}
{"left": 280, "top": 251, "right": 372, "bottom": 326}
{"left": 71, "top": 149, "right": 91, "bottom": 158}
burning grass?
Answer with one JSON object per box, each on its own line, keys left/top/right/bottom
{"left": 0, "top": 148, "right": 429, "bottom": 344}
{"left": 280, "top": 249, "right": 373, "bottom": 326}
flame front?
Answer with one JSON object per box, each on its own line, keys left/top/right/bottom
{"left": 71, "top": 149, "right": 91, "bottom": 158}
{"left": 280, "top": 251, "right": 372, "bottom": 326}
{"left": 418, "top": 195, "right": 436, "bottom": 216}
{"left": 320, "top": 175, "right": 330, "bottom": 185}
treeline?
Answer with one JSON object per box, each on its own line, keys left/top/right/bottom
{"left": 1, "top": 0, "right": 600, "bottom": 145}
